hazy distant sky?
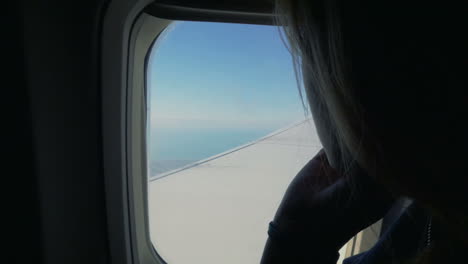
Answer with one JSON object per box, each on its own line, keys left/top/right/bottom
{"left": 147, "top": 21, "right": 308, "bottom": 131}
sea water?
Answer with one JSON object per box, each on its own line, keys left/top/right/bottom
{"left": 148, "top": 126, "right": 275, "bottom": 179}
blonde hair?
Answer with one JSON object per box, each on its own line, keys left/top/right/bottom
{"left": 275, "top": 0, "right": 376, "bottom": 177}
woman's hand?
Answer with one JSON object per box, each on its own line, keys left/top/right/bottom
{"left": 261, "top": 149, "right": 395, "bottom": 263}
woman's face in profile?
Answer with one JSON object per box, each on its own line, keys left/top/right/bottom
{"left": 304, "top": 77, "right": 342, "bottom": 170}
{"left": 310, "top": 101, "right": 340, "bottom": 169}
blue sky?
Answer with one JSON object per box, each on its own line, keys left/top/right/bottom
{"left": 147, "top": 21, "right": 307, "bottom": 131}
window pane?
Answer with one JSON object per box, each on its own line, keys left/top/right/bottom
{"left": 147, "top": 21, "right": 321, "bottom": 264}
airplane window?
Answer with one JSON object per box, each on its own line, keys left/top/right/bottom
{"left": 146, "top": 21, "right": 354, "bottom": 264}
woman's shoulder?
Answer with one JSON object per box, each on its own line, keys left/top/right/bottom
{"left": 343, "top": 200, "right": 431, "bottom": 264}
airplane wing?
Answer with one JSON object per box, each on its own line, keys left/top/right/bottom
{"left": 149, "top": 120, "right": 351, "bottom": 263}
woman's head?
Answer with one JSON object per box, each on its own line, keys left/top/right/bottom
{"left": 276, "top": 0, "right": 467, "bottom": 234}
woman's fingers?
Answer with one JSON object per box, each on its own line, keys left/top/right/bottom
{"left": 273, "top": 149, "right": 396, "bottom": 251}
